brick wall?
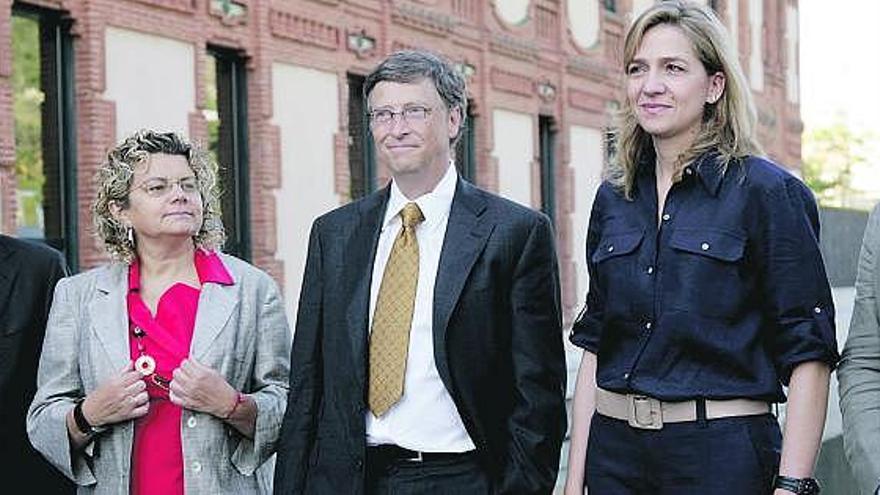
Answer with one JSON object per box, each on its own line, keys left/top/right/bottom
{"left": 0, "top": 0, "right": 802, "bottom": 321}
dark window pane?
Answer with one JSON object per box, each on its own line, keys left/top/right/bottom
{"left": 455, "top": 101, "right": 477, "bottom": 182}
{"left": 539, "top": 115, "right": 556, "bottom": 223}
{"left": 348, "top": 73, "right": 375, "bottom": 200}
{"left": 207, "top": 47, "right": 250, "bottom": 260}
{"left": 12, "top": 6, "right": 77, "bottom": 270}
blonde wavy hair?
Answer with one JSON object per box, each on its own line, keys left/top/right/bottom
{"left": 92, "top": 130, "right": 226, "bottom": 264}
{"left": 608, "top": 0, "right": 763, "bottom": 199}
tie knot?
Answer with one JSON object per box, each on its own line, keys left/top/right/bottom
{"left": 400, "top": 202, "right": 424, "bottom": 229}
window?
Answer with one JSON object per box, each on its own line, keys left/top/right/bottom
{"left": 604, "top": 128, "right": 617, "bottom": 165}
{"left": 12, "top": 4, "right": 77, "bottom": 270}
{"left": 455, "top": 101, "right": 477, "bottom": 182}
{"left": 205, "top": 47, "right": 250, "bottom": 260}
{"left": 348, "top": 73, "right": 375, "bottom": 200}
{"left": 539, "top": 115, "right": 556, "bottom": 223}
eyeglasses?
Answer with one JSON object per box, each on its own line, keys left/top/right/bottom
{"left": 368, "top": 106, "right": 433, "bottom": 127}
{"left": 133, "top": 176, "right": 199, "bottom": 198}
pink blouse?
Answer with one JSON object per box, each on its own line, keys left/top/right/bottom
{"left": 127, "top": 250, "right": 233, "bottom": 495}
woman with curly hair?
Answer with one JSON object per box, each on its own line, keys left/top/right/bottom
{"left": 27, "top": 130, "right": 290, "bottom": 494}
{"left": 565, "top": 2, "right": 837, "bottom": 494}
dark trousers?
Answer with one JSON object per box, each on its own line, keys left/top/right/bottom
{"left": 366, "top": 450, "right": 491, "bottom": 495}
{"left": 586, "top": 411, "right": 781, "bottom": 494}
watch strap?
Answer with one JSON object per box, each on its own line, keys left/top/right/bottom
{"left": 73, "top": 400, "right": 106, "bottom": 436}
{"left": 774, "top": 475, "right": 821, "bottom": 494}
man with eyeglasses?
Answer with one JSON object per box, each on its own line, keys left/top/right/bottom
{"left": 275, "top": 50, "right": 567, "bottom": 495}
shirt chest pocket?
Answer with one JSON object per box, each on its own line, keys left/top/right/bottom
{"left": 592, "top": 230, "right": 644, "bottom": 263}
{"left": 591, "top": 230, "right": 644, "bottom": 290}
{"left": 667, "top": 228, "right": 748, "bottom": 317}
{"left": 669, "top": 228, "right": 745, "bottom": 263}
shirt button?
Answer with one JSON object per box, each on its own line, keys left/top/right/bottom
{"left": 662, "top": 213, "right": 671, "bottom": 221}
{"left": 646, "top": 266, "right": 654, "bottom": 274}
{"left": 623, "top": 372, "right": 630, "bottom": 380}
{"left": 645, "top": 321, "right": 653, "bottom": 330}
{"left": 192, "top": 461, "right": 202, "bottom": 473}
{"left": 701, "top": 242, "right": 710, "bottom": 251}
{"left": 814, "top": 306, "right": 822, "bottom": 314}
{"left": 607, "top": 245, "right": 615, "bottom": 253}
{"left": 187, "top": 416, "right": 197, "bottom": 428}
{"left": 684, "top": 167, "right": 693, "bottom": 175}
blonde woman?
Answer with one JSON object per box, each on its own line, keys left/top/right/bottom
{"left": 28, "top": 130, "right": 290, "bottom": 494}
{"left": 565, "top": 2, "right": 837, "bottom": 494}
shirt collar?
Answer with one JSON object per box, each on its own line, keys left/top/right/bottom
{"left": 128, "top": 248, "right": 234, "bottom": 292}
{"left": 383, "top": 162, "right": 458, "bottom": 231}
{"left": 688, "top": 151, "right": 725, "bottom": 196}
{"left": 636, "top": 148, "right": 725, "bottom": 197}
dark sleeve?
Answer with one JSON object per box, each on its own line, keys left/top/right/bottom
{"left": 497, "top": 214, "right": 567, "bottom": 495}
{"left": 569, "top": 191, "right": 604, "bottom": 354}
{"left": 41, "top": 248, "right": 69, "bottom": 324}
{"left": 758, "top": 177, "right": 839, "bottom": 384}
{"left": 274, "top": 221, "right": 324, "bottom": 495}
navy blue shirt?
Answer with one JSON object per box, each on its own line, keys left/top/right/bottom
{"left": 570, "top": 152, "right": 840, "bottom": 403}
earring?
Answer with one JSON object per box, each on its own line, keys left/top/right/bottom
{"left": 127, "top": 226, "right": 135, "bottom": 245}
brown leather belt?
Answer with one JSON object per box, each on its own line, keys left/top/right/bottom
{"left": 595, "top": 388, "right": 771, "bottom": 430}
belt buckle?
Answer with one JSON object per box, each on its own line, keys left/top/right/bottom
{"left": 627, "top": 395, "right": 663, "bottom": 430}
{"left": 405, "top": 450, "right": 424, "bottom": 463}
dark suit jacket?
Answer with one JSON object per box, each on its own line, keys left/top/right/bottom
{"left": 0, "top": 235, "right": 72, "bottom": 492}
{"left": 274, "top": 179, "right": 567, "bottom": 495}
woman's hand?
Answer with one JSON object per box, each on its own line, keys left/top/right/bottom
{"left": 169, "top": 358, "right": 237, "bottom": 418}
{"left": 81, "top": 361, "right": 149, "bottom": 426}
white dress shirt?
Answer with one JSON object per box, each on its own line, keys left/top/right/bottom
{"left": 365, "top": 164, "right": 476, "bottom": 452}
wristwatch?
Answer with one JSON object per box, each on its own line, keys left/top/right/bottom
{"left": 73, "top": 400, "right": 108, "bottom": 436}
{"left": 773, "top": 475, "right": 821, "bottom": 494}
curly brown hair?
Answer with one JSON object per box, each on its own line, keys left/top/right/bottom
{"left": 92, "top": 130, "right": 225, "bottom": 264}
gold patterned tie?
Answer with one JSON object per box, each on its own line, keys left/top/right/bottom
{"left": 368, "top": 202, "right": 424, "bottom": 417}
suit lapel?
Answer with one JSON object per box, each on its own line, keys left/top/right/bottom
{"left": 0, "top": 238, "right": 18, "bottom": 324}
{"left": 345, "top": 187, "right": 389, "bottom": 386}
{"left": 432, "top": 180, "right": 493, "bottom": 386}
{"left": 89, "top": 264, "right": 132, "bottom": 370}
{"left": 190, "top": 281, "right": 239, "bottom": 360}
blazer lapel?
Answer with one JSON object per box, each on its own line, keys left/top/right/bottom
{"left": 190, "top": 281, "right": 239, "bottom": 360}
{"left": 345, "top": 187, "right": 389, "bottom": 386}
{"left": 89, "top": 264, "right": 132, "bottom": 370}
{"left": 432, "top": 180, "right": 494, "bottom": 386}
{"left": 0, "top": 238, "right": 18, "bottom": 323}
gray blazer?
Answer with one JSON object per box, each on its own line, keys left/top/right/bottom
{"left": 27, "top": 253, "right": 291, "bottom": 494}
{"left": 840, "top": 203, "right": 880, "bottom": 495}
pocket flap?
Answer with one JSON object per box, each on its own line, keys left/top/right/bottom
{"left": 592, "top": 231, "right": 644, "bottom": 263}
{"left": 669, "top": 228, "right": 745, "bottom": 262}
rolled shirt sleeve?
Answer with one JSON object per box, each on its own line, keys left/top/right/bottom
{"left": 569, "top": 187, "right": 606, "bottom": 354}
{"left": 758, "top": 176, "right": 840, "bottom": 384}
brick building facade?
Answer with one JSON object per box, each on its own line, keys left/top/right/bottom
{"left": 0, "top": 0, "right": 802, "bottom": 322}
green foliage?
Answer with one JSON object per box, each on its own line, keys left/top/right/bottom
{"left": 802, "top": 123, "right": 871, "bottom": 208}
{"left": 12, "top": 14, "right": 44, "bottom": 228}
